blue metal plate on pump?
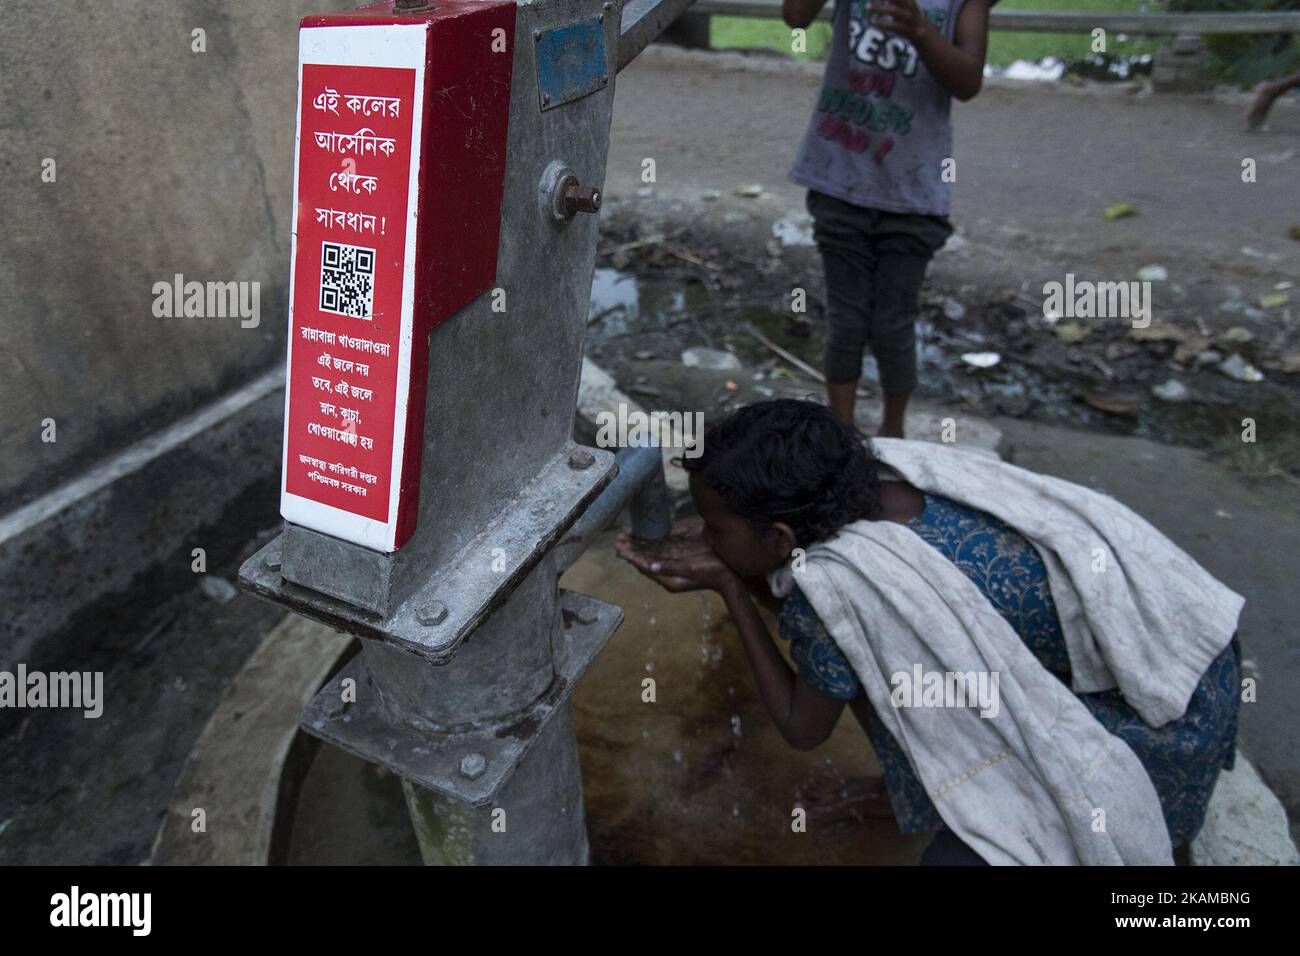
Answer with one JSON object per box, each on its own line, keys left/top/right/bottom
{"left": 535, "top": 16, "right": 608, "bottom": 111}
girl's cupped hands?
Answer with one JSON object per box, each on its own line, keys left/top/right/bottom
{"left": 614, "top": 518, "right": 740, "bottom": 595}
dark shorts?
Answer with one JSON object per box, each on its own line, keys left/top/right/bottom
{"left": 806, "top": 189, "right": 952, "bottom": 393}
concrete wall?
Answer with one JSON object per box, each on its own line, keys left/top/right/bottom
{"left": 0, "top": 0, "right": 337, "bottom": 511}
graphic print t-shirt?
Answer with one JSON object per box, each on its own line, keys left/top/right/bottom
{"left": 789, "top": 0, "right": 973, "bottom": 216}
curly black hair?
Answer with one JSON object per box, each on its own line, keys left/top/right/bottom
{"left": 680, "top": 399, "right": 882, "bottom": 548}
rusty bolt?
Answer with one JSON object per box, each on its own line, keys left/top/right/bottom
{"left": 559, "top": 180, "right": 601, "bottom": 218}
{"left": 417, "top": 600, "right": 449, "bottom": 626}
{"left": 460, "top": 753, "right": 487, "bottom": 780}
{"left": 568, "top": 448, "right": 595, "bottom": 470}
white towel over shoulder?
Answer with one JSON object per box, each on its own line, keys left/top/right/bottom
{"left": 769, "top": 439, "right": 1243, "bottom": 865}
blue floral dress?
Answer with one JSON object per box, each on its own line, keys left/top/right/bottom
{"left": 779, "top": 492, "right": 1242, "bottom": 846}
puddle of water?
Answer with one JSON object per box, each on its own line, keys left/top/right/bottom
{"left": 589, "top": 268, "right": 641, "bottom": 337}
{"left": 284, "top": 530, "right": 923, "bottom": 864}
{"left": 590, "top": 266, "right": 699, "bottom": 333}
{"left": 562, "top": 531, "right": 923, "bottom": 865}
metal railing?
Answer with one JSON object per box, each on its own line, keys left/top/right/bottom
{"left": 687, "top": 1, "right": 1300, "bottom": 34}
{"left": 622, "top": 0, "right": 707, "bottom": 69}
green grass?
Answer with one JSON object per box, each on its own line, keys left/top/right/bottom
{"left": 985, "top": 0, "right": 1165, "bottom": 65}
{"left": 709, "top": 0, "right": 1167, "bottom": 67}
{"left": 711, "top": 16, "right": 835, "bottom": 59}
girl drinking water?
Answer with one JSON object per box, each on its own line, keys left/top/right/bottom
{"left": 615, "top": 399, "right": 1242, "bottom": 865}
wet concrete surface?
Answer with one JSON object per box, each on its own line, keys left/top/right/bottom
{"left": 565, "top": 533, "right": 922, "bottom": 865}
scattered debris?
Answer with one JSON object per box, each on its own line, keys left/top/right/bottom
{"left": 198, "top": 576, "right": 238, "bottom": 604}
{"left": 599, "top": 231, "right": 668, "bottom": 260}
{"left": 1262, "top": 349, "right": 1300, "bottom": 374}
{"left": 942, "top": 297, "right": 967, "bottom": 321}
{"left": 1174, "top": 337, "right": 1212, "bottom": 364}
{"left": 1001, "top": 57, "right": 1066, "bottom": 81}
{"left": 670, "top": 247, "right": 722, "bottom": 271}
{"left": 1103, "top": 202, "right": 1138, "bottom": 221}
{"left": 1083, "top": 391, "right": 1142, "bottom": 416}
{"left": 783, "top": 313, "right": 813, "bottom": 338}
{"left": 588, "top": 303, "right": 626, "bottom": 327}
{"left": 772, "top": 217, "right": 814, "bottom": 247}
{"left": 681, "top": 347, "right": 741, "bottom": 370}
{"left": 590, "top": 209, "right": 1300, "bottom": 461}
{"left": 734, "top": 183, "right": 765, "bottom": 198}
{"left": 1219, "top": 353, "right": 1265, "bottom": 383}
{"left": 1218, "top": 299, "right": 1251, "bottom": 316}
{"left": 745, "top": 323, "right": 829, "bottom": 385}
{"left": 1260, "top": 291, "right": 1290, "bottom": 310}
{"left": 987, "top": 381, "right": 1034, "bottom": 417}
{"left": 1197, "top": 349, "right": 1223, "bottom": 366}
{"left": 1054, "top": 321, "right": 1089, "bottom": 343}
{"left": 1152, "top": 379, "right": 1190, "bottom": 402}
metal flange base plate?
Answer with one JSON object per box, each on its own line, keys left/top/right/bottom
{"left": 238, "top": 443, "right": 616, "bottom": 664}
{"left": 298, "top": 589, "right": 623, "bottom": 806}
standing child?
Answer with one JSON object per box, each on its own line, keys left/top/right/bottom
{"left": 784, "top": 0, "right": 995, "bottom": 435}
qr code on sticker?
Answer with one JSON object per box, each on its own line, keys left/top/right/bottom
{"left": 319, "top": 241, "right": 375, "bottom": 320}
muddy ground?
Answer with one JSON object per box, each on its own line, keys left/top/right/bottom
{"left": 588, "top": 194, "right": 1300, "bottom": 482}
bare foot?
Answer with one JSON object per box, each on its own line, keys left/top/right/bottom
{"left": 1247, "top": 83, "right": 1278, "bottom": 132}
